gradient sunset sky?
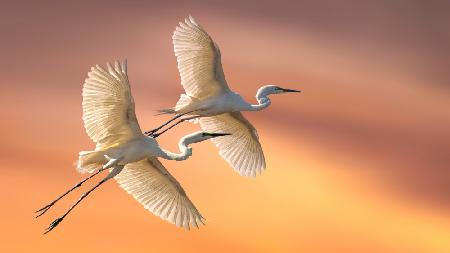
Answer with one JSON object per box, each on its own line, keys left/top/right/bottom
{"left": 1, "top": 1, "right": 450, "bottom": 252}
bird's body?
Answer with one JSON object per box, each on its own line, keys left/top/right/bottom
{"left": 113, "top": 137, "right": 160, "bottom": 164}
{"left": 150, "top": 16, "right": 300, "bottom": 177}
{"left": 173, "top": 92, "right": 256, "bottom": 116}
{"left": 78, "top": 138, "right": 154, "bottom": 170}
{"left": 75, "top": 127, "right": 222, "bottom": 230}
{"left": 77, "top": 136, "right": 183, "bottom": 174}
{"left": 36, "top": 59, "right": 229, "bottom": 233}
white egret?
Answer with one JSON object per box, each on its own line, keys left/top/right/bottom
{"left": 146, "top": 16, "right": 301, "bottom": 177}
{"left": 35, "top": 60, "right": 229, "bottom": 233}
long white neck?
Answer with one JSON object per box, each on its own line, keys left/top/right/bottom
{"left": 158, "top": 135, "right": 194, "bottom": 161}
{"left": 249, "top": 88, "right": 272, "bottom": 111}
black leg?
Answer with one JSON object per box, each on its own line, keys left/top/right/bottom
{"left": 35, "top": 168, "right": 107, "bottom": 218}
{"left": 144, "top": 112, "right": 191, "bottom": 136}
{"left": 43, "top": 166, "right": 123, "bottom": 234}
{"left": 152, "top": 116, "right": 200, "bottom": 138}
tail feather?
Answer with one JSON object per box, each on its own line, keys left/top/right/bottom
{"left": 76, "top": 150, "right": 106, "bottom": 174}
{"left": 156, "top": 108, "right": 175, "bottom": 115}
{"left": 156, "top": 94, "right": 192, "bottom": 115}
{"left": 175, "top": 94, "right": 192, "bottom": 111}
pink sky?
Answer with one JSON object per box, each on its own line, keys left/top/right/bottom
{"left": 1, "top": 1, "right": 450, "bottom": 252}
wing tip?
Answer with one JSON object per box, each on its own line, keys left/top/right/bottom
{"left": 237, "top": 166, "right": 266, "bottom": 177}
{"left": 188, "top": 14, "right": 196, "bottom": 25}
{"left": 175, "top": 15, "right": 199, "bottom": 31}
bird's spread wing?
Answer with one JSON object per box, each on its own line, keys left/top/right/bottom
{"left": 114, "top": 158, "right": 205, "bottom": 230}
{"left": 82, "top": 60, "right": 142, "bottom": 149}
{"left": 199, "top": 112, "right": 266, "bottom": 177}
{"left": 173, "top": 15, "right": 230, "bottom": 99}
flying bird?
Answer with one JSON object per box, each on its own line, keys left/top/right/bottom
{"left": 35, "top": 60, "right": 229, "bottom": 233}
{"left": 146, "top": 16, "right": 301, "bottom": 177}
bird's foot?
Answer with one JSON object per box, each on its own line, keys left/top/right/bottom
{"left": 43, "top": 217, "right": 64, "bottom": 235}
{"left": 35, "top": 201, "right": 56, "bottom": 218}
{"left": 150, "top": 132, "right": 161, "bottom": 138}
{"left": 144, "top": 130, "right": 156, "bottom": 137}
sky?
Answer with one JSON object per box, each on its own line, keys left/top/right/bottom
{"left": 1, "top": 1, "right": 450, "bottom": 252}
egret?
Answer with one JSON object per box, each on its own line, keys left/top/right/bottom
{"left": 145, "top": 16, "right": 301, "bottom": 177}
{"left": 35, "top": 60, "right": 230, "bottom": 233}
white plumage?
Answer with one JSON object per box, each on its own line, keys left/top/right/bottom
{"left": 36, "top": 15, "right": 300, "bottom": 234}
{"left": 153, "top": 16, "right": 301, "bottom": 177}
{"left": 80, "top": 60, "right": 227, "bottom": 229}
{"left": 199, "top": 112, "right": 265, "bottom": 177}
{"left": 115, "top": 158, "right": 204, "bottom": 229}
{"left": 36, "top": 59, "right": 229, "bottom": 233}
{"left": 173, "top": 17, "right": 229, "bottom": 99}
{"left": 82, "top": 61, "right": 141, "bottom": 149}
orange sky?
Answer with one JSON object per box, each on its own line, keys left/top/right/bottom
{"left": 1, "top": 1, "right": 450, "bottom": 253}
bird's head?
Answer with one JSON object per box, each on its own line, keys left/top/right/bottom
{"left": 177, "top": 131, "right": 231, "bottom": 160}
{"left": 182, "top": 131, "right": 232, "bottom": 145}
{"left": 255, "top": 85, "right": 301, "bottom": 104}
{"left": 260, "top": 85, "right": 302, "bottom": 95}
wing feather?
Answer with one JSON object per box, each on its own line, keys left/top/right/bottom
{"left": 114, "top": 158, "right": 204, "bottom": 229}
{"left": 199, "top": 112, "right": 266, "bottom": 177}
{"left": 82, "top": 60, "right": 142, "bottom": 149}
{"left": 173, "top": 15, "right": 230, "bottom": 99}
